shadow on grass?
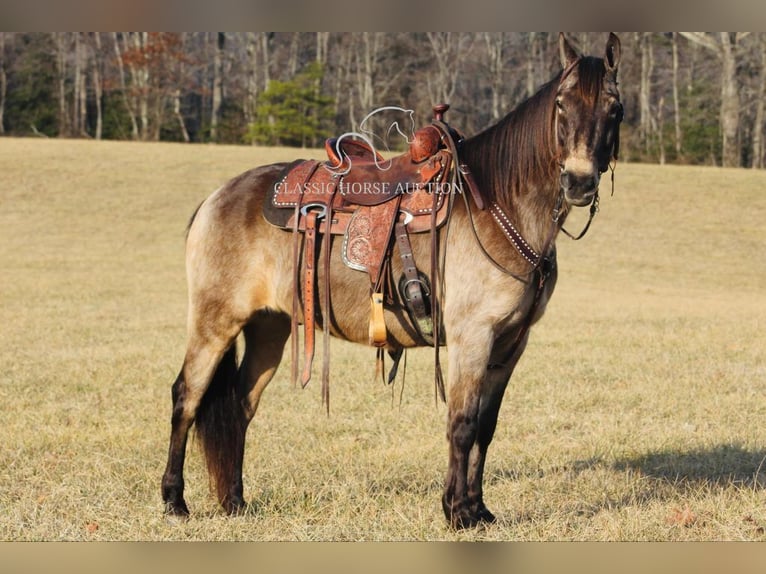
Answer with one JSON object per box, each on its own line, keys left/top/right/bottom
{"left": 491, "top": 443, "right": 766, "bottom": 488}
{"left": 490, "top": 444, "right": 766, "bottom": 528}
{"left": 611, "top": 443, "right": 766, "bottom": 488}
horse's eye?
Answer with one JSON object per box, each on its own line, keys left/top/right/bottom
{"left": 555, "top": 99, "right": 565, "bottom": 113}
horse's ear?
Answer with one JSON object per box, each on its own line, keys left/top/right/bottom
{"left": 605, "top": 33, "right": 621, "bottom": 74}
{"left": 559, "top": 33, "right": 579, "bottom": 69}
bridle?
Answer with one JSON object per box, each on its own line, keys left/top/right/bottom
{"left": 554, "top": 58, "right": 623, "bottom": 243}
{"left": 463, "top": 58, "right": 621, "bottom": 284}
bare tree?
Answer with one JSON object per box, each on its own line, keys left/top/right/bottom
{"left": 287, "top": 32, "right": 300, "bottom": 77}
{"left": 172, "top": 32, "right": 190, "bottom": 143}
{"left": 54, "top": 32, "right": 70, "bottom": 137}
{"left": 637, "top": 32, "right": 657, "bottom": 155}
{"left": 261, "top": 32, "right": 272, "bottom": 90}
{"left": 719, "top": 33, "right": 742, "bottom": 167}
{"left": 752, "top": 34, "right": 766, "bottom": 169}
{"left": 671, "top": 32, "right": 682, "bottom": 157}
{"left": 111, "top": 32, "right": 191, "bottom": 141}
{"left": 347, "top": 33, "right": 406, "bottom": 129}
{"left": 354, "top": 32, "right": 381, "bottom": 113}
{"left": 89, "top": 33, "right": 103, "bottom": 140}
{"left": 425, "top": 32, "right": 472, "bottom": 106}
{"left": 210, "top": 32, "right": 224, "bottom": 142}
{"left": 132, "top": 32, "right": 150, "bottom": 139}
{"left": 482, "top": 32, "right": 509, "bottom": 121}
{"left": 316, "top": 31, "right": 329, "bottom": 66}
{"left": 332, "top": 34, "right": 355, "bottom": 128}
{"left": 525, "top": 32, "right": 548, "bottom": 98}
{"left": 657, "top": 95, "right": 666, "bottom": 164}
{"left": 680, "top": 32, "right": 749, "bottom": 167}
{"left": 112, "top": 32, "right": 151, "bottom": 140}
{"left": 112, "top": 32, "right": 139, "bottom": 139}
{"left": 72, "top": 32, "right": 87, "bottom": 136}
{"left": 0, "top": 32, "right": 7, "bottom": 134}
{"left": 243, "top": 32, "right": 260, "bottom": 132}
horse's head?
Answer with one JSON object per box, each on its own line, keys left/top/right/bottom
{"left": 555, "top": 33, "right": 623, "bottom": 207}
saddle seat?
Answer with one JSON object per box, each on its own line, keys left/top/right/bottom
{"left": 270, "top": 123, "right": 450, "bottom": 217}
{"left": 324, "top": 136, "right": 385, "bottom": 168}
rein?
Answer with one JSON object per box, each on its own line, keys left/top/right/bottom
{"left": 558, "top": 157, "right": 617, "bottom": 240}
{"left": 460, "top": 184, "right": 562, "bottom": 285}
{"left": 559, "top": 190, "right": 599, "bottom": 241}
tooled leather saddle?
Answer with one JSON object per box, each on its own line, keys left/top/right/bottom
{"left": 262, "top": 104, "right": 484, "bottom": 406}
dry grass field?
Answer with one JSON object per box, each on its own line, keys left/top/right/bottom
{"left": 0, "top": 137, "right": 765, "bottom": 541}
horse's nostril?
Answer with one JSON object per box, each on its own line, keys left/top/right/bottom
{"left": 560, "top": 172, "right": 572, "bottom": 190}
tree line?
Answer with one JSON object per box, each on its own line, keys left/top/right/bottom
{"left": 1, "top": 32, "right": 765, "bottom": 168}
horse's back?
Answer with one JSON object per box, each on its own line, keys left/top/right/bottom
{"left": 189, "top": 163, "right": 287, "bottom": 235}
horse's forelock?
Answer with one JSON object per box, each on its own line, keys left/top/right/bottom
{"left": 575, "top": 56, "right": 609, "bottom": 104}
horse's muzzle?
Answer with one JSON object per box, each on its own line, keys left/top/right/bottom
{"left": 560, "top": 171, "right": 599, "bottom": 206}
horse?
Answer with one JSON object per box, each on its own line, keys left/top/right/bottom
{"left": 161, "top": 32, "right": 623, "bottom": 530}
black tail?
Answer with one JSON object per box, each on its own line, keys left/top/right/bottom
{"left": 194, "top": 343, "right": 247, "bottom": 510}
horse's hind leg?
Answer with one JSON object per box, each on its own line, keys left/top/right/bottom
{"left": 212, "top": 310, "right": 291, "bottom": 513}
{"left": 161, "top": 329, "right": 239, "bottom": 517}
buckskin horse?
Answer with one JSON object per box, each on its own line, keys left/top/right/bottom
{"left": 161, "top": 33, "right": 623, "bottom": 529}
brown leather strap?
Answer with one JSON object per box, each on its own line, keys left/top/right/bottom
{"left": 320, "top": 199, "right": 334, "bottom": 412}
{"left": 289, "top": 162, "right": 321, "bottom": 388}
{"left": 430, "top": 110, "right": 486, "bottom": 212}
{"left": 488, "top": 201, "right": 541, "bottom": 266}
{"left": 290, "top": 202, "right": 302, "bottom": 387}
{"left": 301, "top": 210, "right": 320, "bottom": 387}
{"left": 458, "top": 163, "right": 486, "bottom": 210}
{"left": 395, "top": 217, "right": 432, "bottom": 343}
{"left": 430, "top": 181, "right": 446, "bottom": 403}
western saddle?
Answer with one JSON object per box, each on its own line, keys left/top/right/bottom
{"left": 263, "top": 104, "right": 484, "bottom": 407}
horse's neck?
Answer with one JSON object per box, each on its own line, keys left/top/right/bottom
{"left": 508, "top": 182, "right": 563, "bottom": 256}
{"left": 461, "top": 143, "right": 562, "bottom": 257}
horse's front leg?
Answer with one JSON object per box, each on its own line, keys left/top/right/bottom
{"left": 441, "top": 333, "right": 493, "bottom": 529}
{"left": 442, "top": 325, "right": 530, "bottom": 529}
{"left": 465, "top": 331, "right": 530, "bottom": 524}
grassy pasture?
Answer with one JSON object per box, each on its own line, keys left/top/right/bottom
{"left": 0, "top": 137, "right": 765, "bottom": 541}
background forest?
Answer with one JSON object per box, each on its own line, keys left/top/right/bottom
{"left": 1, "top": 32, "right": 764, "bottom": 168}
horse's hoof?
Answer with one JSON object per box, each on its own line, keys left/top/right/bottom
{"left": 475, "top": 504, "right": 496, "bottom": 524}
{"left": 164, "top": 499, "right": 190, "bottom": 521}
{"left": 223, "top": 497, "right": 247, "bottom": 516}
{"left": 450, "top": 514, "right": 480, "bottom": 530}
{"left": 446, "top": 502, "right": 497, "bottom": 530}
{"left": 447, "top": 508, "right": 481, "bottom": 530}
